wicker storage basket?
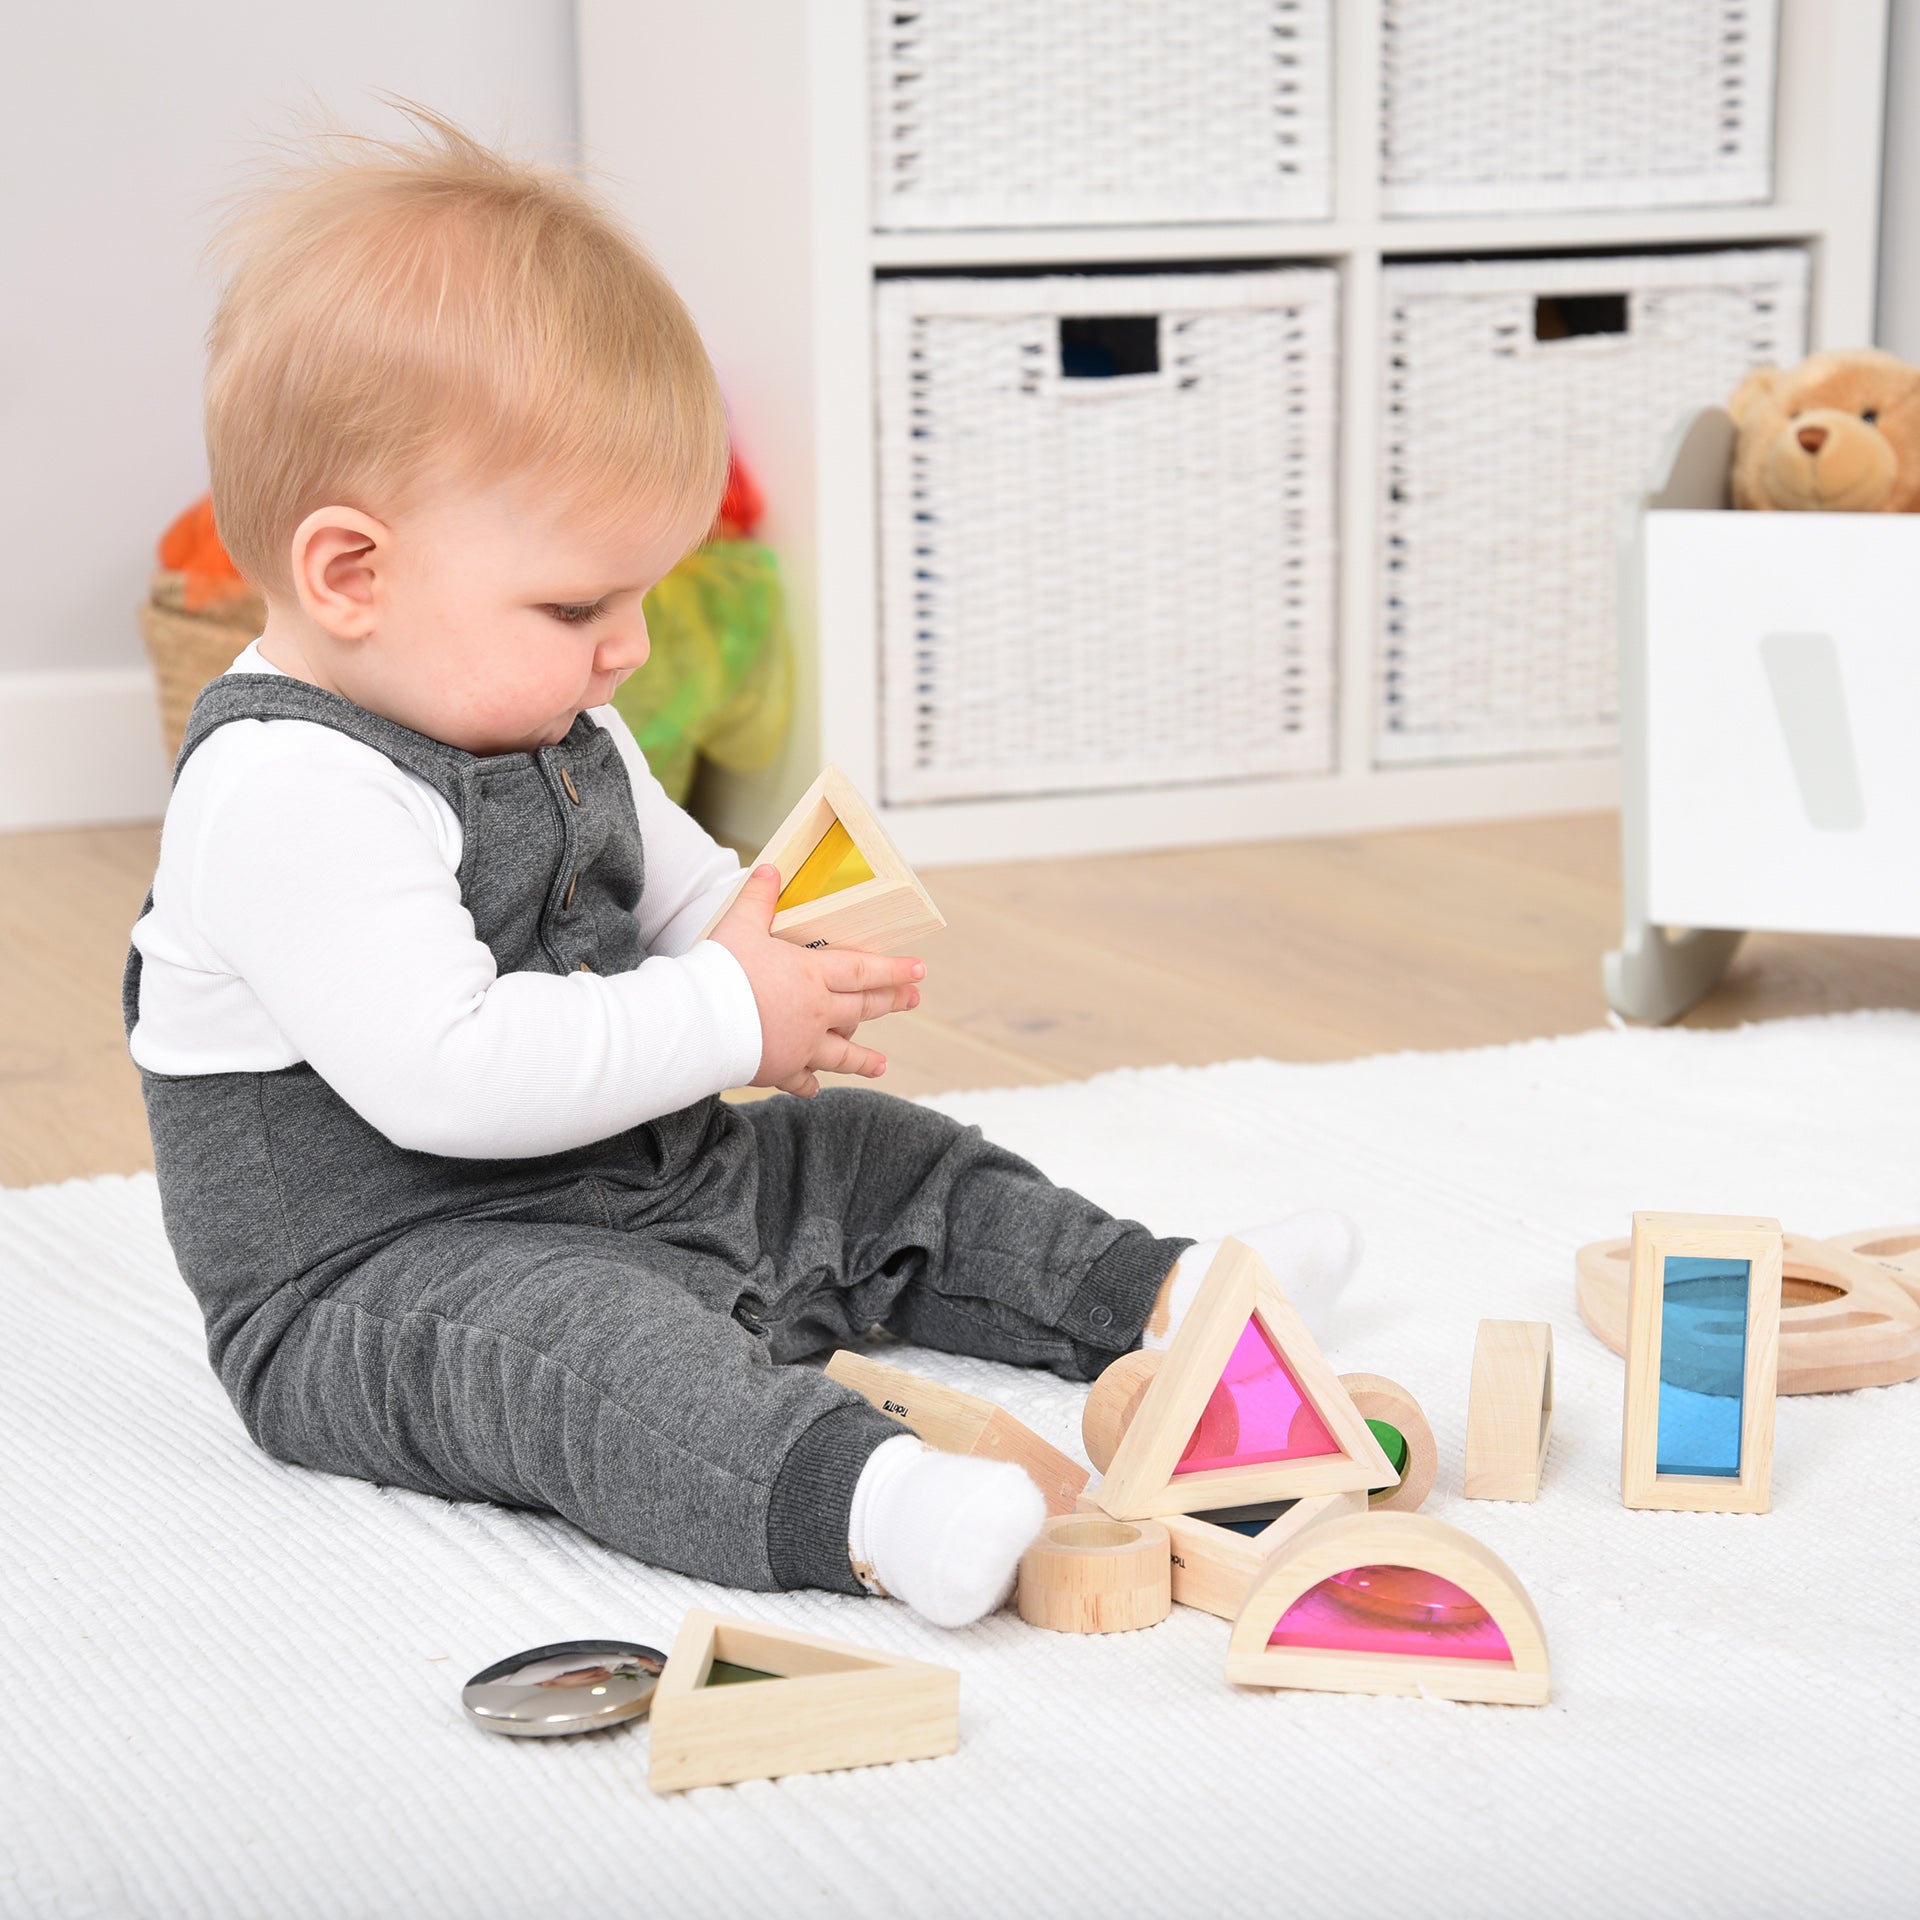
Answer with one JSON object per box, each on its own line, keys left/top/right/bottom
{"left": 869, "top": 0, "right": 1332, "bottom": 231}
{"left": 1380, "top": 0, "right": 1778, "bottom": 216}
{"left": 1376, "top": 248, "right": 1807, "bottom": 768}
{"left": 138, "top": 572, "right": 264, "bottom": 763}
{"left": 876, "top": 267, "right": 1339, "bottom": 806}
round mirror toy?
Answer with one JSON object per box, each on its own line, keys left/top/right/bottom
{"left": 462, "top": 1640, "right": 666, "bottom": 1738}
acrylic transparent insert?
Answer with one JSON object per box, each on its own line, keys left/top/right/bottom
{"left": 1655, "top": 1254, "right": 1751, "bottom": 1478}
{"left": 1172, "top": 1316, "right": 1339, "bottom": 1476}
{"left": 1267, "top": 1565, "right": 1512, "bottom": 1664}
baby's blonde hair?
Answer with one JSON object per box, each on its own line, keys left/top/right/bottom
{"left": 205, "top": 103, "right": 728, "bottom": 595}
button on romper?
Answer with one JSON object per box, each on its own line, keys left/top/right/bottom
{"left": 125, "top": 676, "right": 1187, "bottom": 1593}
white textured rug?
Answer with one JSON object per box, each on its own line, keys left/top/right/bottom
{"left": 7, "top": 1014, "right": 1920, "bottom": 1918}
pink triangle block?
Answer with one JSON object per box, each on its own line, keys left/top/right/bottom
{"left": 1171, "top": 1314, "right": 1341, "bottom": 1476}
{"left": 1267, "top": 1565, "right": 1514, "bottom": 1663}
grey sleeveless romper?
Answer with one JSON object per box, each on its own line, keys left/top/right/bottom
{"left": 125, "top": 675, "right": 1184, "bottom": 1593}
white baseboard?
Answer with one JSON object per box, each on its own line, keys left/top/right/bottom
{"left": 0, "top": 669, "right": 170, "bottom": 830}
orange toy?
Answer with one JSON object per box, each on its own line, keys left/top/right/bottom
{"left": 156, "top": 496, "right": 255, "bottom": 611}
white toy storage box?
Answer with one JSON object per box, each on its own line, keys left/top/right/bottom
{"left": 1379, "top": 0, "right": 1779, "bottom": 216}
{"left": 1607, "top": 406, "right": 1920, "bottom": 1022}
{"left": 868, "top": 0, "right": 1333, "bottom": 230}
{"left": 1377, "top": 248, "right": 1809, "bottom": 770}
{"left": 875, "top": 267, "right": 1339, "bottom": 807}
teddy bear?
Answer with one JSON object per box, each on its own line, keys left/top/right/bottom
{"left": 1729, "top": 347, "right": 1920, "bottom": 511}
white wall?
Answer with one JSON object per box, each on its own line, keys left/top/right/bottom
{"left": 0, "top": 0, "right": 577, "bottom": 827}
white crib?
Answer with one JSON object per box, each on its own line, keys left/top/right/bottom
{"left": 1607, "top": 405, "right": 1920, "bottom": 1021}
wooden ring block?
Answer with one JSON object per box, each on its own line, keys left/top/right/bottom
{"left": 1017, "top": 1515, "right": 1172, "bottom": 1634}
{"left": 1824, "top": 1224, "right": 1920, "bottom": 1310}
{"left": 1336, "top": 1373, "right": 1437, "bottom": 1513}
{"left": 1464, "top": 1320, "right": 1553, "bottom": 1502}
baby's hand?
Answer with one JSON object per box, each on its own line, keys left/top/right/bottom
{"left": 707, "top": 866, "right": 924, "bottom": 1098}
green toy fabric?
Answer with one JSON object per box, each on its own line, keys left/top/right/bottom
{"left": 613, "top": 540, "right": 793, "bottom": 805}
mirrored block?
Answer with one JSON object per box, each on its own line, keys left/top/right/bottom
{"left": 462, "top": 1639, "right": 665, "bottom": 1737}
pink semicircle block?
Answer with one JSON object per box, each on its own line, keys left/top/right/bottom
{"left": 1267, "top": 1564, "right": 1514, "bottom": 1663}
{"left": 1173, "top": 1315, "right": 1340, "bottom": 1475}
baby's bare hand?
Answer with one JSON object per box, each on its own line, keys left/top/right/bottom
{"left": 708, "top": 866, "right": 925, "bottom": 1094}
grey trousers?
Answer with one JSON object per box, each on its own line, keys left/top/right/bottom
{"left": 228, "top": 1089, "right": 1184, "bottom": 1594}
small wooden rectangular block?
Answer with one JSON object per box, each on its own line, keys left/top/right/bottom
{"left": 1464, "top": 1319, "right": 1554, "bottom": 1502}
{"left": 647, "top": 1611, "right": 959, "bottom": 1793}
{"left": 1622, "top": 1211, "right": 1782, "bottom": 1515}
{"left": 826, "top": 1350, "right": 1090, "bottom": 1515}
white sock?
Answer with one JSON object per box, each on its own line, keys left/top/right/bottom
{"left": 1145, "top": 1209, "right": 1364, "bottom": 1351}
{"left": 846, "top": 1434, "right": 1046, "bottom": 1629}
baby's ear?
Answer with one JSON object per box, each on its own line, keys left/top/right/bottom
{"left": 1728, "top": 365, "right": 1782, "bottom": 427}
{"left": 289, "top": 504, "right": 388, "bottom": 639}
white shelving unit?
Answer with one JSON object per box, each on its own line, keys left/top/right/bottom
{"left": 579, "top": 0, "right": 1887, "bottom": 865}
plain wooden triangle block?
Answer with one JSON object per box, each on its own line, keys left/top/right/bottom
{"left": 647, "top": 1610, "right": 960, "bottom": 1792}
{"left": 698, "top": 764, "right": 944, "bottom": 955}
{"left": 1092, "top": 1239, "right": 1397, "bottom": 1521}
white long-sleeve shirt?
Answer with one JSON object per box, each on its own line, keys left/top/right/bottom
{"left": 128, "top": 642, "right": 761, "bottom": 1159}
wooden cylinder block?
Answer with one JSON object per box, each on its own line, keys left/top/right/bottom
{"left": 1336, "top": 1372, "right": 1436, "bottom": 1513}
{"left": 1016, "top": 1514, "right": 1172, "bottom": 1634}
{"left": 1081, "top": 1347, "right": 1164, "bottom": 1474}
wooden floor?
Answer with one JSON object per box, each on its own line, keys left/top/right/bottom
{"left": 8, "top": 810, "right": 1920, "bottom": 1189}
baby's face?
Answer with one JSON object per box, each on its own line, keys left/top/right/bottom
{"left": 335, "top": 474, "right": 694, "bottom": 755}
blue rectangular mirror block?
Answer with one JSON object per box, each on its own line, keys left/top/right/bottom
{"left": 1655, "top": 1255, "right": 1750, "bottom": 1477}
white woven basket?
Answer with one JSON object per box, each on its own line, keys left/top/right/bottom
{"left": 876, "top": 269, "right": 1339, "bottom": 806}
{"left": 1381, "top": 0, "right": 1779, "bottom": 216}
{"left": 1377, "top": 248, "right": 1807, "bottom": 768}
{"left": 869, "top": 0, "right": 1332, "bottom": 231}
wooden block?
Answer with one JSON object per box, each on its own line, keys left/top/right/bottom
{"left": 699, "top": 764, "right": 944, "bottom": 954}
{"left": 1225, "top": 1510, "right": 1550, "bottom": 1708}
{"left": 646, "top": 1611, "right": 959, "bottom": 1792}
{"left": 1822, "top": 1224, "right": 1920, "bottom": 1311}
{"left": 825, "top": 1349, "right": 1089, "bottom": 1515}
{"left": 1080, "top": 1346, "right": 1160, "bottom": 1474}
{"left": 1463, "top": 1321, "right": 1554, "bottom": 1503}
{"left": 1338, "top": 1372, "right": 1437, "bottom": 1513}
{"left": 1084, "top": 1241, "right": 1396, "bottom": 1520}
{"left": 1157, "top": 1489, "right": 1368, "bottom": 1621}
{"left": 1016, "top": 1514, "right": 1171, "bottom": 1633}
{"left": 1621, "top": 1212, "right": 1782, "bottom": 1515}
{"left": 1576, "top": 1229, "right": 1920, "bottom": 1395}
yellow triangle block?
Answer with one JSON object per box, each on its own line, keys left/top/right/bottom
{"left": 778, "top": 817, "right": 875, "bottom": 910}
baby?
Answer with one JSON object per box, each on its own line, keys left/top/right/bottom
{"left": 125, "top": 111, "right": 1358, "bottom": 1628}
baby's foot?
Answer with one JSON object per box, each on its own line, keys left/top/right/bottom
{"left": 1145, "top": 1209, "right": 1363, "bottom": 1351}
{"left": 847, "top": 1434, "right": 1045, "bottom": 1628}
